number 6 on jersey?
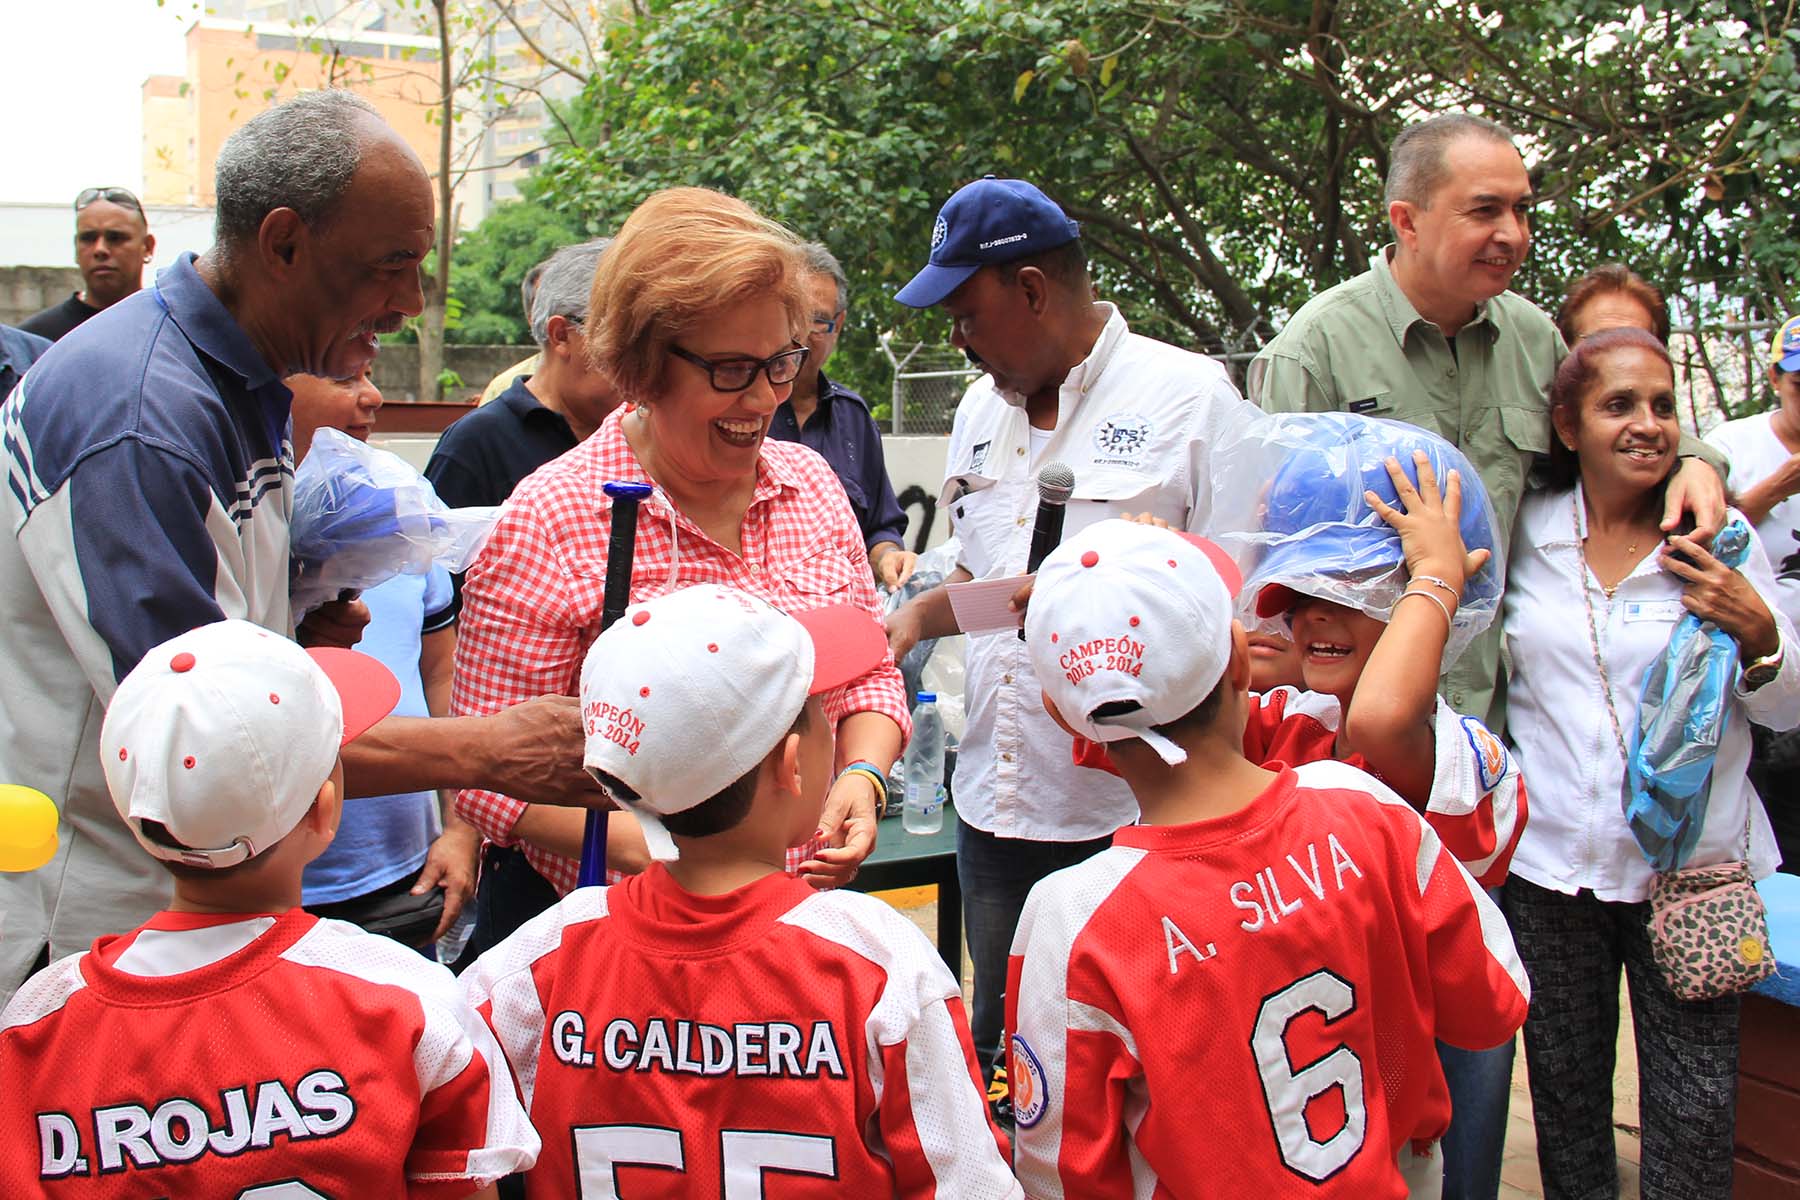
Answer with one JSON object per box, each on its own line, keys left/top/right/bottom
{"left": 1251, "top": 969, "right": 1367, "bottom": 1182}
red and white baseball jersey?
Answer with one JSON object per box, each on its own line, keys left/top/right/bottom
{"left": 0, "top": 909, "right": 538, "bottom": 1198}
{"left": 461, "top": 867, "right": 1021, "bottom": 1199}
{"left": 1005, "top": 760, "right": 1529, "bottom": 1200}
{"left": 1241, "top": 687, "right": 1527, "bottom": 888}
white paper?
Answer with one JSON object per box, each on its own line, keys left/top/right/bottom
{"left": 947, "top": 574, "right": 1032, "bottom": 634}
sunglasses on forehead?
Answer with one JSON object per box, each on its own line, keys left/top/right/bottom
{"left": 75, "top": 187, "right": 144, "bottom": 215}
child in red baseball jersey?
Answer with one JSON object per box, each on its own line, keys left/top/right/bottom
{"left": 1231, "top": 416, "right": 1525, "bottom": 889}
{"left": 1093, "top": 422, "right": 1525, "bottom": 888}
{"left": 0, "top": 619, "right": 539, "bottom": 1198}
{"left": 1006, "top": 520, "right": 1528, "bottom": 1198}
{"left": 460, "top": 586, "right": 1020, "bottom": 1200}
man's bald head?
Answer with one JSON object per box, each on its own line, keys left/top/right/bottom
{"left": 213, "top": 91, "right": 423, "bottom": 257}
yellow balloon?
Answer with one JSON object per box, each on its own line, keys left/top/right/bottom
{"left": 0, "top": 785, "right": 59, "bottom": 872}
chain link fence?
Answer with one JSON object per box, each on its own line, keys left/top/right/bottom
{"left": 878, "top": 333, "right": 979, "bottom": 435}
{"left": 1671, "top": 318, "right": 1780, "bottom": 436}
{"left": 875, "top": 316, "right": 1783, "bottom": 437}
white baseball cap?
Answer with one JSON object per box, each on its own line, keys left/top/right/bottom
{"left": 1024, "top": 520, "right": 1243, "bottom": 766}
{"left": 580, "top": 586, "right": 889, "bottom": 861}
{"left": 102, "top": 620, "right": 400, "bottom": 869}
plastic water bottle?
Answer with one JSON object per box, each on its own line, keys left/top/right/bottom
{"left": 903, "top": 692, "right": 945, "bottom": 834}
{"left": 435, "top": 904, "right": 475, "bottom": 967}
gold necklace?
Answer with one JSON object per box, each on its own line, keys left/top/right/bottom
{"left": 1594, "top": 538, "right": 1642, "bottom": 600}
{"left": 1580, "top": 491, "right": 1654, "bottom": 599}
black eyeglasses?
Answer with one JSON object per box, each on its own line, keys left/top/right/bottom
{"left": 811, "top": 313, "right": 842, "bottom": 335}
{"left": 669, "top": 344, "right": 809, "bottom": 392}
{"left": 75, "top": 186, "right": 144, "bottom": 216}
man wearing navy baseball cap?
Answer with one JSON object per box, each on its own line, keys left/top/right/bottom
{"left": 893, "top": 176, "right": 1082, "bottom": 308}
{"left": 886, "top": 173, "right": 1262, "bottom": 1121}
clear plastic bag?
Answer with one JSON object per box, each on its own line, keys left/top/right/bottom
{"left": 883, "top": 538, "right": 966, "bottom": 744}
{"left": 1207, "top": 411, "right": 1505, "bottom": 667}
{"left": 1626, "top": 518, "right": 1754, "bottom": 871}
{"left": 883, "top": 538, "right": 959, "bottom": 695}
{"left": 290, "top": 427, "right": 499, "bottom": 616}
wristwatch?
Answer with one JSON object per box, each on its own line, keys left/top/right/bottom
{"left": 1743, "top": 643, "right": 1785, "bottom": 691}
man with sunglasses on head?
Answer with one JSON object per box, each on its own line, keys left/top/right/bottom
{"left": 19, "top": 187, "right": 156, "bottom": 342}
{"left": 769, "top": 242, "right": 917, "bottom": 589}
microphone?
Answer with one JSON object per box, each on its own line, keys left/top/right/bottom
{"left": 1026, "top": 461, "right": 1076, "bottom": 574}
{"left": 1020, "top": 461, "right": 1076, "bottom": 639}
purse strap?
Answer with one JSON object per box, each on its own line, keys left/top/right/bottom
{"left": 1573, "top": 491, "right": 1752, "bottom": 863}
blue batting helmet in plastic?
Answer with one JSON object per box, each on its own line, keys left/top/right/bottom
{"left": 1244, "top": 413, "right": 1503, "bottom": 631}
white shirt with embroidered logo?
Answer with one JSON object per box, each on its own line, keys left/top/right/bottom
{"left": 1503, "top": 483, "right": 1800, "bottom": 902}
{"left": 941, "top": 303, "right": 1262, "bottom": 841}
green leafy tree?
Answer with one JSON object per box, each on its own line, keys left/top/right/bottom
{"left": 449, "top": 199, "right": 584, "bottom": 344}
{"left": 525, "top": 0, "right": 1796, "bottom": 402}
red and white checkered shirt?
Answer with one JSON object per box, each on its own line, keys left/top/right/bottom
{"left": 452, "top": 406, "right": 910, "bottom": 894}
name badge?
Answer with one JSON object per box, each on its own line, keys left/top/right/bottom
{"left": 1622, "top": 599, "right": 1684, "bottom": 623}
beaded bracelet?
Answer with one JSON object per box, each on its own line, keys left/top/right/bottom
{"left": 1396, "top": 587, "right": 1454, "bottom": 629}
{"left": 837, "top": 761, "right": 891, "bottom": 818}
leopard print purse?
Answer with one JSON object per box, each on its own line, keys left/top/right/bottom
{"left": 1645, "top": 848, "right": 1776, "bottom": 1002}
{"left": 1578, "top": 517, "right": 1776, "bottom": 1003}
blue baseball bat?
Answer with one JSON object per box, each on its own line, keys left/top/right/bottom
{"left": 577, "top": 480, "right": 655, "bottom": 888}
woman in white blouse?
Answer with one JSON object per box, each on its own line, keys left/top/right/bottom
{"left": 1502, "top": 327, "right": 1800, "bottom": 1199}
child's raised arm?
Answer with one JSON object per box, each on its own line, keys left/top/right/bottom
{"left": 1340, "top": 452, "right": 1490, "bottom": 807}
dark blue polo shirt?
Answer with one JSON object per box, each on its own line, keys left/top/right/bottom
{"left": 769, "top": 372, "right": 908, "bottom": 551}
{"left": 425, "top": 374, "right": 577, "bottom": 510}
{"left": 0, "top": 325, "right": 50, "bottom": 402}
{"left": 425, "top": 374, "right": 578, "bottom": 614}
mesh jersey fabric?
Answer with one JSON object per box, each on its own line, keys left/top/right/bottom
{"left": 0, "top": 908, "right": 537, "bottom": 1196}
{"left": 1240, "top": 686, "right": 1528, "bottom": 888}
{"left": 460, "top": 867, "right": 1022, "bottom": 1199}
{"left": 1005, "top": 760, "right": 1529, "bottom": 1199}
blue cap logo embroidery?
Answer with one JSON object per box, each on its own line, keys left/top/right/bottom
{"left": 931, "top": 215, "right": 948, "bottom": 251}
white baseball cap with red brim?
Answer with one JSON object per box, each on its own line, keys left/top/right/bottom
{"left": 1025, "top": 520, "right": 1243, "bottom": 766}
{"left": 102, "top": 619, "right": 400, "bottom": 869}
{"left": 579, "top": 585, "right": 889, "bottom": 862}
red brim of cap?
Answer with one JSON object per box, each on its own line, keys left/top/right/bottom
{"left": 1254, "top": 583, "right": 1299, "bottom": 620}
{"left": 306, "top": 647, "right": 403, "bottom": 746}
{"left": 1173, "top": 532, "right": 1243, "bottom": 598}
{"left": 792, "top": 604, "right": 890, "bottom": 695}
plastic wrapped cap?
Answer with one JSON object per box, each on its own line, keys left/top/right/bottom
{"left": 289, "top": 427, "right": 499, "bottom": 616}
{"left": 1232, "top": 413, "right": 1504, "bottom": 666}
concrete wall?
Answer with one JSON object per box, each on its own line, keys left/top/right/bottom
{"left": 371, "top": 344, "right": 536, "bottom": 403}
{"left": 371, "top": 430, "right": 954, "bottom": 552}
{"left": 0, "top": 266, "right": 81, "bottom": 327}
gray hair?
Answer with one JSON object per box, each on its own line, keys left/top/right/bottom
{"left": 521, "top": 257, "right": 551, "bottom": 324}
{"left": 801, "top": 242, "right": 848, "bottom": 313}
{"left": 529, "top": 238, "right": 612, "bottom": 346}
{"left": 214, "top": 91, "right": 381, "bottom": 251}
{"left": 1384, "top": 113, "right": 1517, "bottom": 208}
